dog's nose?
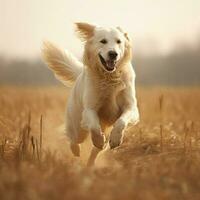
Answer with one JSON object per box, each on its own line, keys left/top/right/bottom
{"left": 108, "top": 51, "right": 118, "bottom": 60}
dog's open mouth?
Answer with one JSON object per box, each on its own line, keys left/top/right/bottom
{"left": 99, "top": 54, "right": 116, "bottom": 72}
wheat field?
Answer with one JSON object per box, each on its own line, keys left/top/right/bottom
{"left": 0, "top": 86, "right": 200, "bottom": 200}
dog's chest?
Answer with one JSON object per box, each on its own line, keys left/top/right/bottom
{"left": 97, "top": 84, "right": 124, "bottom": 125}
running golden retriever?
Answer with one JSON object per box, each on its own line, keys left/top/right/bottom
{"left": 42, "top": 22, "right": 139, "bottom": 166}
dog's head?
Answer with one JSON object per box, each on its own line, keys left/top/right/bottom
{"left": 75, "top": 22, "right": 132, "bottom": 73}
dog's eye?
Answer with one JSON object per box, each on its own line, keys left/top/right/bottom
{"left": 100, "top": 39, "right": 107, "bottom": 44}
{"left": 116, "top": 39, "right": 121, "bottom": 44}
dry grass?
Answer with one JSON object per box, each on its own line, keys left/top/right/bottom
{"left": 0, "top": 86, "right": 200, "bottom": 200}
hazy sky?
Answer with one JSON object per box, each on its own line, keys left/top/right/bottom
{"left": 1, "top": 0, "right": 200, "bottom": 58}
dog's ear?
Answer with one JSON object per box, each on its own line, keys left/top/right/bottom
{"left": 117, "top": 27, "right": 132, "bottom": 61}
{"left": 75, "top": 22, "right": 95, "bottom": 41}
{"left": 116, "top": 26, "right": 130, "bottom": 41}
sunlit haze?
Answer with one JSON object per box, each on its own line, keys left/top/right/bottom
{"left": 1, "top": 0, "right": 200, "bottom": 58}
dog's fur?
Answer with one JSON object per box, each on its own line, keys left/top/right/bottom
{"left": 42, "top": 23, "right": 139, "bottom": 166}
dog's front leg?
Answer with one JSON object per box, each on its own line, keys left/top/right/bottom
{"left": 109, "top": 105, "right": 139, "bottom": 149}
{"left": 109, "top": 82, "right": 139, "bottom": 149}
{"left": 81, "top": 108, "right": 105, "bottom": 149}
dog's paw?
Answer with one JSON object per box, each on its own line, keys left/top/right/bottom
{"left": 109, "top": 130, "right": 124, "bottom": 149}
{"left": 91, "top": 130, "right": 105, "bottom": 149}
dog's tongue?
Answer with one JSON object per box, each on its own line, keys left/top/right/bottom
{"left": 106, "top": 60, "right": 115, "bottom": 70}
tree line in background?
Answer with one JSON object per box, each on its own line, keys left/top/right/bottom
{"left": 134, "top": 38, "right": 200, "bottom": 86}
{"left": 0, "top": 38, "right": 200, "bottom": 86}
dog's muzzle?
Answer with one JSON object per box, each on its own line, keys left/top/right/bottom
{"left": 99, "top": 54, "right": 117, "bottom": 72}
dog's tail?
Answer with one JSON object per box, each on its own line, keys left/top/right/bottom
{"left": 42, "top": 41, "right": 83, "bottom": 86}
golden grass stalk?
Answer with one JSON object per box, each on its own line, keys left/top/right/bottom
{"left": 39, "top": 115, "right": 43, "bottom": 160}
{"left": 159, "top": 94, "right": 164, "bottom": 152}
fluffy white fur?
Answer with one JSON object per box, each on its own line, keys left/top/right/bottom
{"left": 42, "top": 22, "right": 139, "bottom": 166}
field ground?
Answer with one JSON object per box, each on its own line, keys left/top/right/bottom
{"left": 0, "top": 86, "right": 200, "bottom": 200}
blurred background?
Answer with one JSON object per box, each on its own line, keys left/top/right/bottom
{"left": 1, "top": 0, "right": 200, "bottom": 86}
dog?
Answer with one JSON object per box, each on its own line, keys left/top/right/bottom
{"left": 42, "top": 22, "right": 139, "bottom": 166}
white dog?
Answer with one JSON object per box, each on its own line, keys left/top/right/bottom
{"left": 42, "top": 22, "right": 139, "bottom": 166}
